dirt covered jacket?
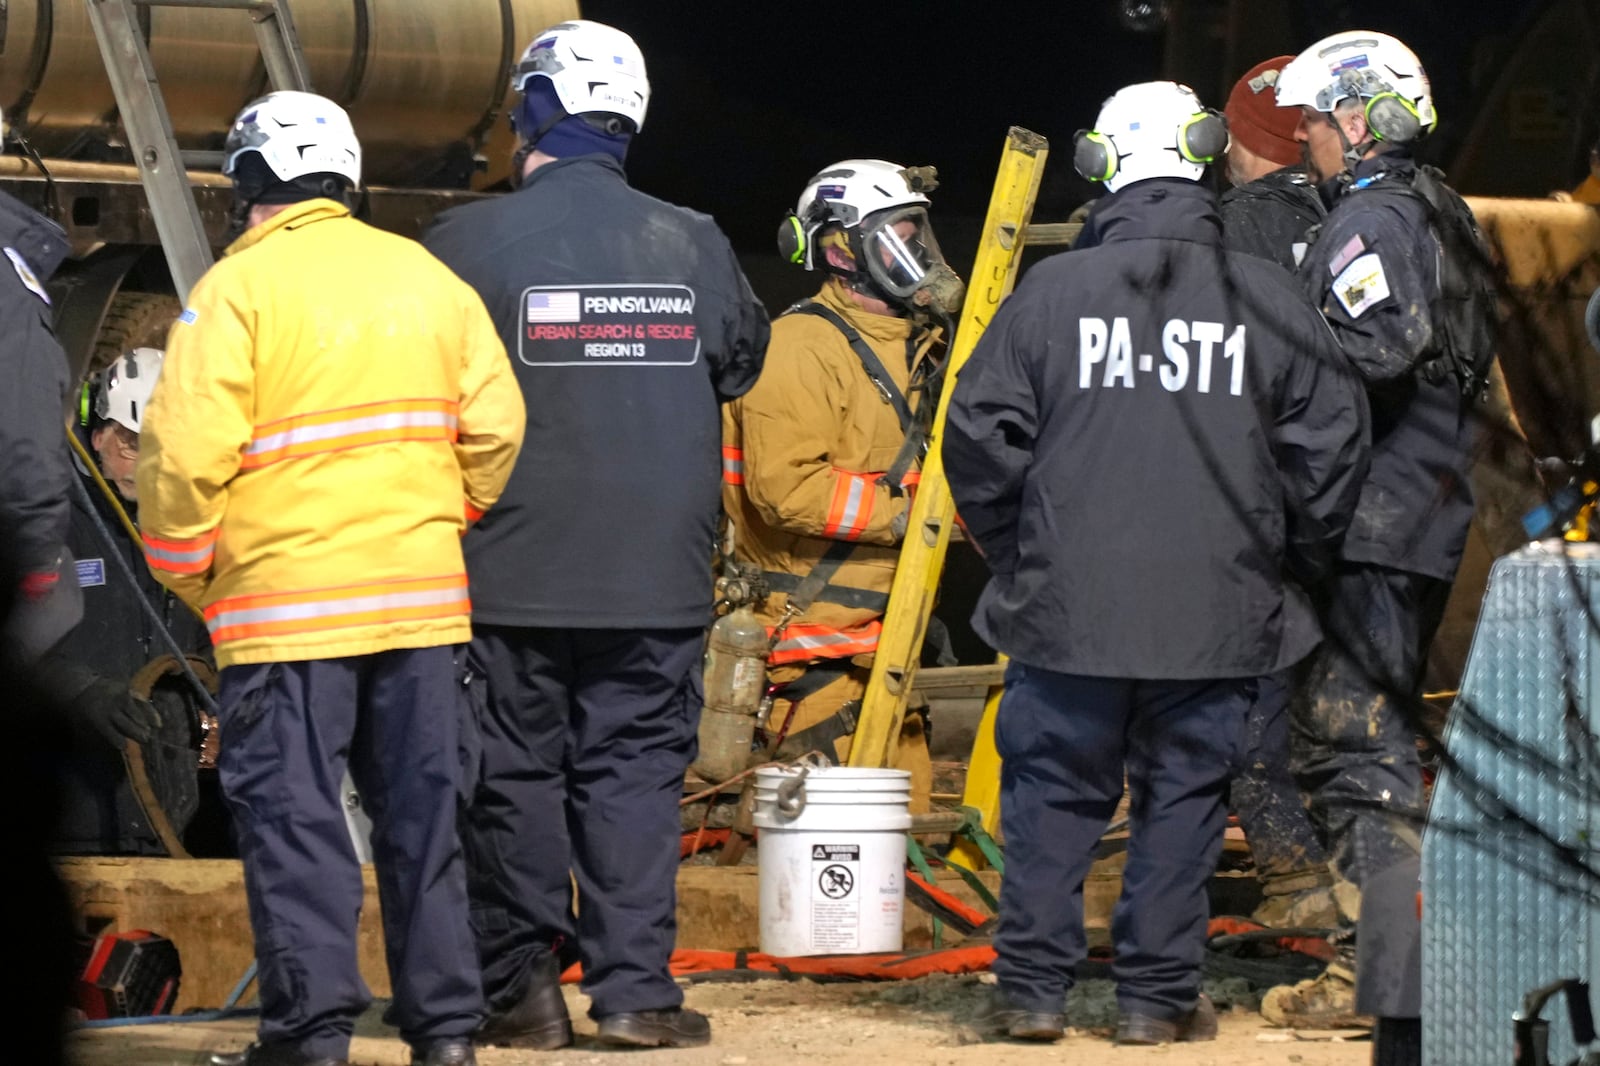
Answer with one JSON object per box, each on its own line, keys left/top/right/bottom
{"left": 136, "top": 199, "right": 526, "bottom": 668}
{"left": 1220, "top": 165, "right": 1326, "bottom": 273}
{"left": 425, "top": 153, "right": 770, "bottom": 629}
{"left": 1298, "top": 153, "right": 1484, "bottom": 582}
{"left": 945, "top": 179, "right": 1370, "bottom": 680}
{"left": 722, "top": 280, "right": 938, "bottom": 664}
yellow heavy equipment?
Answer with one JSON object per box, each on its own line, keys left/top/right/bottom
{"left": 0, "top": 0, "right": 578, "bottom": 383}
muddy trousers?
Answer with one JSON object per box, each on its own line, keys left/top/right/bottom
{"left": 461, "top": 625, "right": 702, "bottom": 1019}
{"left": 217, "top": 649, "right": 483, "bottom": 1060}
{"left": 1232, "top": 670, "right": 1330, "bottom": 884}
{"left": 990, "top": 661, "right": 1250, "bottom": 1020}
{"left": 1290, "top": 563, "right": 1451, "bottom": 891}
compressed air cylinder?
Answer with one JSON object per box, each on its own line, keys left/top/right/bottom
{"left": 693, "top": 604, "right": 769, "bottom": 783}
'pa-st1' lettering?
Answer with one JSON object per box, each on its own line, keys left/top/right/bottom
{"left": 1078, "top": 317, "right": 1247, "bottom": 397}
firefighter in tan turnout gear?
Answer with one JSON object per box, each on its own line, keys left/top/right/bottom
{"left": 721, "top": 160, "right": 964, "bottom": 810}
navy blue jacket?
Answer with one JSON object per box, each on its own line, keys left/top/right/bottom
{"left": 45, "top": 465, "right": 213, "bottom": 854}
{"left": 1298, "top": 153, "right": 1481, "bottom": 582}
{"left": 944, "top": 179, "right": 1370, "bottom": 680}
{"left": 425, "top": 154, "right": 770, "bottom": 628}
{"left": 0, "top": 191, "right": 72, "bottom": 574}
{"left": 1221, "top": 166, "right": 1325, "bottom": 273}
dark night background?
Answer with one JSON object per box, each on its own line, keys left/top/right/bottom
{"left": 580, "top": 0, "right": 1564, "bottom": 312}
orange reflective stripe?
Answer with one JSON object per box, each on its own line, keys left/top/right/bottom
{"left": 142, "top": 527, "right": 219, "bottom": 575}
{"left": 241, "top": 398, "right": 460, "bottom": 470}
{"left": 823, "top": 470, "right": 877, "bottom": 540}
{"left": 722, "top": 444, "right": 745, "bottom": 486}
{"left": 767, "top": 620, "right": 882, "bottom": 665}
{"left": 464, "top": 501, "right": 486, "bottom": 524}
{"left": 204, "top": 574, "right": 469, "bottom": 644}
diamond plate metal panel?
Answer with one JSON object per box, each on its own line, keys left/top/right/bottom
{"left": 1423, "top": 547, "right": 1600, "bottom": 1066}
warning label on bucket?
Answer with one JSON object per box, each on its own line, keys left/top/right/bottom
{"left": 810, "top": 844, "right": 860, "bottom": 949}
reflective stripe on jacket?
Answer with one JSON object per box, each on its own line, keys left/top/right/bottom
{"left": 722, "top": 280, "right": 935, "bottom": 660}
{"left": 136, "top": 199, "right": 526, "bottom": 667}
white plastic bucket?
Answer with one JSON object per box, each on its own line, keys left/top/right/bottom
{"left": 753, "top": 765, "right": 912, "bottom": 956}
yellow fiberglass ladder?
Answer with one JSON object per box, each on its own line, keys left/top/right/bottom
{"left": 847, "top": 126, "right": 1087, "bottom": 875}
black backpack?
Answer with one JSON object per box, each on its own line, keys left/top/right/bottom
{"left": 1368, "top": 164, "right": 1501, "bottom": 400}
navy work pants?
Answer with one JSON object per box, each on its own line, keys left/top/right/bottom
{"left": 461, "top": 626, "right": 702, "bottom": 1018}
{"left": 1291, "top": 563, "right": 1450, "bottom": 889}
{"left": 991, "top": 661, "right": 1250, "bottom": 1020}
{"left": 1232, "top": 670, "right": 1329, "bottom": 882}
{"left": 217, "top": 647, "right": 482, "bottom": 1060}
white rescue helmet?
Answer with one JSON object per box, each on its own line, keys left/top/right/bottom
{"left": 222, "top": 90, "right": 362, "bottom": 188}
{"left": 95, "top": 347, "right": 164, "bottom": 433}
{"left": 1074, "top": 81, "right": 1229, "bottom": 193}
{"left": 512, "top": 20, "right": 649, "bottom": 133}
{"left": 1275, "top": 30, "right": 1436, "bottom": 144}
{"left": 781, "top": 159, "right": 940, "bottom": 294}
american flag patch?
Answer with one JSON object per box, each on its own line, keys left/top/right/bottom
{"left": 1329, "top": 233, "right": 1367, "bottom": 275}
{"left": 525, "top": 290, "right": 581, "bottom": 323}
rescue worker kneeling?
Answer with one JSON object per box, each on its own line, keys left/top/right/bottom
{"left": 720, "top": 159, "right": 964, "bottom": 811}
{"left": 944, "top": 81, "right": 1368, "bottom": 1045}
{"left": 40, "top": 347, "right": 219, "bottom": 857}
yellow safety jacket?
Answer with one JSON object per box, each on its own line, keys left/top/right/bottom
{"left": 136, "top": 199, "right": 526, "bottom": 668}
{"left": 721, "top": 280, "right": 938, "bottom": 664}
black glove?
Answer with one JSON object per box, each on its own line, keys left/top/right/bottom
{"left": 78, "top": 679, "right": 162, "bottom": 749}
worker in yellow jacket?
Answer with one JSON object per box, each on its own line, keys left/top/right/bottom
{"left": 136, "top": 92, "right": 524, "bottom": 1066}
{"left": 721, "top": 159, "right": 964, "bottom": 811}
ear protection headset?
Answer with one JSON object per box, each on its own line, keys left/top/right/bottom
{"left": 1363, "top": 90, "right": 1424, "bottom": 143}
{"left": 777, "top": 213, "right": 807, "bottom": 265}
{"left": 1072, "top": 108, "right": 1229, "bottom": 183}
{"left": 775, "top": 199, "right": 834, "bottom": 267}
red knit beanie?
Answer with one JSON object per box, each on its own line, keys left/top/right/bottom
{"left": 1225, "top": 56, "right": 1302, "bottom": 168}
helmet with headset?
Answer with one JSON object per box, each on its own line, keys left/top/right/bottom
{"left": 777, "top": 159, "right": 961, "bottom": 313}
{"left": 1073, "top": 80, "right": 1229, "bottom": 192}
{"left": 1275, "top": 30, "right": 1436, "bottom": 146}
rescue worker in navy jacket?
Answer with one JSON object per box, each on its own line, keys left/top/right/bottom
{"left": 1217, "top": 57, "right": 1339, "bottom": 931}
{"left": 40, "top": 348, "right": 217, "bottom": 856}
{"left": 0, "top": 123, "right": 82, "bottom": 663}
{"left": 424, "top": 20, "right": 770, "bottom": 1052}
{"left": 944, "top": 80, "right": 1369, "bottom": 1047}
{"left": 1260, "top": 30, "right": 1492, "bottom": 1029}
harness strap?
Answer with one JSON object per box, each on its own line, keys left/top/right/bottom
{"left": 761, "top": 570, "right": 890, "bottom": 613}
{"left": 790, "top": 302, "right": 914, "bottom": 432}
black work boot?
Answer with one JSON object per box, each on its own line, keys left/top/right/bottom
{"left": 974, "top": 988, "right": 1066, "bottom": 1042}
{"left": 477, "top": 951, "right": 572, "bottom": 1050}
{"left": 209, "top": 1042, "right": 349, "bottom": 1066}
{"left": 411, "top": 1037, "right": 476, "bottom": 1066}
{"left": 1115, "top": 992, "right": 1219, "bottom": 1045}
{"left": 595, "top": 1007, "right": 712, "bottom": 1048}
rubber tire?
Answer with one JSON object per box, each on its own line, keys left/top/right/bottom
{"left": 87, "top": 292, "right": 181, "bottom": 380}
